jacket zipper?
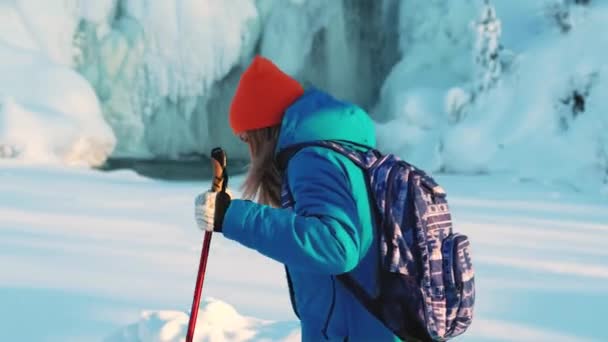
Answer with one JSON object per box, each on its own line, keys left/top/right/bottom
{"left": 285, "top": 266, "right": 300, "bottom": 319}
{"left": 322, "top": 276, "right": 337, "bottom": 339}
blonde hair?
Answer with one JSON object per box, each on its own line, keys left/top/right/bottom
{"left": 241, "top": 126, "right": 282, "bottom": 207}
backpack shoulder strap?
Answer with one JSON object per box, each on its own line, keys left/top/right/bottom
{"left": 278, "top": 140, "right": 366, "bottom": 207}
{"left": 276, "top": 140, "right": 374, "bottom": 171}
{"left": 337, "top": 274, "right": 428, "bottom": 342}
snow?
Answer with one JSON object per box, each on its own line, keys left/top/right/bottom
{"left": 0, "top": 1, "right": 115, "bottom": 166}
{"left": 379, "top": 0, "right": 608, "bottom": 194}
{"left": 107, "top": 299, "right": 300, "bottom": 342}
{"left": 259, "top": 0, "right": 334, "bottom": 77}
{"left": 10, "top": 0, "right": 80, "bottom": 66}
{"left": 0, "top": 0, "right": 260, "bottom": 162}
{"left": 0, "top": 163, "right": 293, "bottom": 341}
{"left": 78, "top": 0, "right": 116, "bottom": 24}
{"left": 1, "top": 162, "right": 606, "bottom": 341}
{"left": 1, "top": 0, "right": 608, "bottom": 340}
{"left": 123, "top": 0, "right": 258, "bottom": 101}
{"left": 0, "top": 58, "right": 115, "bottom": 166}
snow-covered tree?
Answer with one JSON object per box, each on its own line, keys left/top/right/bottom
{"left": 446, "top": 0, "right": 512, "bottom": 125}
{"left": 600, "top": 143, "right": 608, "bottom": 185}
{"left": 545, "top": 0, "right": 592, "bottom": 34}
{"left": 473, "top": 0, "right": 503, "bottom": 94}
{"left": 545, "top": 1, "right": 572, "bottom": 33}
{"left": 557, "top": 72, "right": 598, "bottom": 131}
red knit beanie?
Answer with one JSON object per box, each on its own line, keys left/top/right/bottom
{"left": 229, "top": 56, "right": 304, "bottom": 134}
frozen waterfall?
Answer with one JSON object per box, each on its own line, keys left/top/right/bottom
{"left": 72, "top": 0, "right": 408, "bottom": 161}
{"left": 0, "top": 0, "right": 606, "bottom": 192}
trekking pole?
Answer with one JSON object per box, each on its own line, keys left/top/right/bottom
{"left": 186, "top": 147, "right": 227, "bottom": 342}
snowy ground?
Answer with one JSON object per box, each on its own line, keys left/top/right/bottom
{"left": 1, "top": 162, "right": 606, "bottom": 342}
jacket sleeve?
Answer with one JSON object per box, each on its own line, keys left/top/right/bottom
{"left": 222, "top": 148, "right": 363, "bottom": 274}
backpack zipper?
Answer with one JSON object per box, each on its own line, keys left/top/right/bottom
{"left": 382, "top": 164, "right": 399, "bottom": 262}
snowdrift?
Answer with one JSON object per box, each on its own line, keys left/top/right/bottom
{"left": 0, "top": 1, "right": 115, "bottom": 166}
{"left": 0, "top": 162, "right": 606, "bottom": 341}
{"left": 106, "top": 298, "right": 300, "bottom": 342}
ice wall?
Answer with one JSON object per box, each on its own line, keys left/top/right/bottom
{"left": 1, "top": 0, "right": 606, "bottom": 191}
{"left": 72, "top": 0, "right": 403, "bottom": 161}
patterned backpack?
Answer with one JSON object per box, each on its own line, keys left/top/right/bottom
{"left": 279, "top": 140, "right": 475, "bottom": 342}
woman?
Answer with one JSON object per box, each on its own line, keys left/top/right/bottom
{"left": 195, "top": 56, "right": 399, "bottom": 341}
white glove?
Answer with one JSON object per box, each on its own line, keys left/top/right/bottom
{"left": 194, "top": 189, "right": 233, "bottom": 232}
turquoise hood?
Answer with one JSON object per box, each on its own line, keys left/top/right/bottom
{"left": 276, "top": 88, "right": 377, "bottom": 153}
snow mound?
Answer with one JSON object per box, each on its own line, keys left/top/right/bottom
{"left": 0, "top": 50, "right": 115, "bottom": 166}
{"left": 0, "top": 1, "right": 115, "bottom": 166}
{"left": 106, "top": 298, "right": 300, "bottom": 342}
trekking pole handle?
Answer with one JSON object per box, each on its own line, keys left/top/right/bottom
{"left": 210, "top": 148, "right": 227, "bottom": 192}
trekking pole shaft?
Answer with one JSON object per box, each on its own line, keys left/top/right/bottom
{"left": 186, "top": 231, "right": 212, "bottom": 342}
{"left": 186, "top": 148, "right": 226, "bottom": 342}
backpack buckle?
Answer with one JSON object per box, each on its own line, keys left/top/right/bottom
{"left": 419, "top": 175, "right": 446, "bottom": 198}
{"left": 432, "top": 186, "right": 446, "bottom": 196}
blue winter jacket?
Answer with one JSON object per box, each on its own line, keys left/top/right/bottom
{"left": 223, "top": 89, "right": 399, "bottom": 341}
